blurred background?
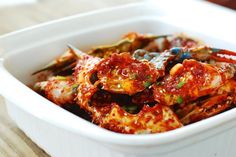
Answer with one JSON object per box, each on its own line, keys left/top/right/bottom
{"left": 0, "top": 0, "right": 236, "bottom": 35}
{"left": 0, "top": 0, "right": 144, "bottom": 35}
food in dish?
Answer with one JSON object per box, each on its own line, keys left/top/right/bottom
{"left": 33, "top": 32, "right": 236, "bottom": 134}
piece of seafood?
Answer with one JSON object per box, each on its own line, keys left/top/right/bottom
{"left": 34, "top": 76, "right": 77, "bottom": 106}
{"left": 72, "top": 45, "right": 183, "bottom": 134}
{"left": 88, "top": 33, "right": 203, "bottom": 58}
{"left": 32, "top": 47, "right": 80, "bottom": 75}
{"left": 160, "top": 33, "right": 203, "bottom": 51}
{"left": 88, "top": 32, "right": 169, "bottom": 58}
{"left": 175, "top": 79, "right": 236, "bottom": 125}
{"left": 32, "top": 32, "right": 236, "bottom": 135}
{"left": 134, "top": 46, "right": 236, "bottom": 64}
{"left": 96, "top": 103, "right": 182, "bottom": 134}
{"left": 96, "top": 52, "right": 158, "bottom": 95}
{"left": 153, "top": 59, "right": 236, "bottom": 106}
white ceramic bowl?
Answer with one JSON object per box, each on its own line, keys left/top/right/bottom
{"left": 1, "top": 0, "right": 236, "bottom": 157}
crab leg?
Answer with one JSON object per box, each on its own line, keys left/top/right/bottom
{"left": 32, "top": 44, "right": 85, "bottom": 75}
{"left": 134, "top": 46, "right": 236, "bottom": 64}
{"left": 210, "top": 48, "right": 236, "bottom": 64}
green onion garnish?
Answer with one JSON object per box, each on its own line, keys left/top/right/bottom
{"left": 156, "top": 81, "right": 163, "bottom": 86}
{"left": 56, "top": 76, "right": 67, "bottom": 80}
{"left": 144, "top": 81, "right": 152, "bottom": 88}
{"left": 130, "top": 73, "right": 138, "bottom": 79}
{"left": 72, "top": 84, "right": 79, "bottom": 93}
{"left": 177, "top": 96, "right": 183, "bottom": 104}
{"left": 177, "top": 81, "right": 185, "bottom": 89}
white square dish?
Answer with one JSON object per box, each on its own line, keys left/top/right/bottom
{"left": 0, "top": 0, "right": 236, "bottom": 157}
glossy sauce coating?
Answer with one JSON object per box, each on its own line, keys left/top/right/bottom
{"left": 33, "top": 32, "right": 236, "bottom": 134}
{"left": 153, "top": 59, "right": 234, "bottom": 106}
{"left": 96, "top": 53, "right": 158, "bottom": 95}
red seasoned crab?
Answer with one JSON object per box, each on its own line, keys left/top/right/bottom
{"left": 153, "top": 59, "right": 236, "bottom": 106}
{"left": 33, "top": 32, "right": 236, "bottom": 134}
{"left": 96, "top": 52, "right": 158, "bottom": 95}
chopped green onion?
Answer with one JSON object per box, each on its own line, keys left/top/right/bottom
{"left": 147, "top": 75, "right": 151, "bottom": 79}
{"left": 56, "top": 76, "right": 67, "bottom": 80}
{"left": 144, "top": 81, "right": 152, "bottom": 88}
{"left": 72, "top": 84, "right": 79, "bottom": 93}
{"left": 177, "top": 81, "right": 186, "bottom": 89}
{"left": 156, "top": 81, "right": 163, "bottom": 86}
{"left": 177, "top": 96, "right": 183, "bottom": 104}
